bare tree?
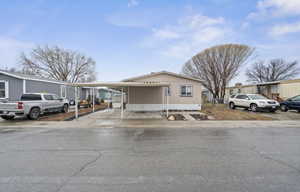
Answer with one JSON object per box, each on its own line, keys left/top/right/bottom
{"left": 182, "top": 44, "right": 254, "bottom": 103}
{"left": 20, "top": 45, "right": 96, "bottom": 83}
{"left": 246, "top": 59, "right": 300, "bottom": 83}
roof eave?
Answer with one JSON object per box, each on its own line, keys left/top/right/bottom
{"left": 122, "top": 71, "right": 203, "bottom": 83}
{"left": 0, "top": 71, "right": 66, "bottom": 85}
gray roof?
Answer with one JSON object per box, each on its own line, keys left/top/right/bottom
{"left": 0, "top": 70, "right": 66, "bottom": 84}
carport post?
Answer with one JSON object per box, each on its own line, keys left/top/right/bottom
{"left": 166, "top": 87, "right": 169, "bottom": 117}
{"left": 121, "top": 87, "right": 124, "bottom": 119}
{"left": 75, "top": 86, "right": 79, "bottom": 120}
{"left": 92, "top": 88, "right": 95, "bottom": 113}
{"left": 162, "top": 87, "right": 165, "bottom": 115}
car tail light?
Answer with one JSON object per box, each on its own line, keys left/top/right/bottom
{"left": 17, "top": 102, "right": 24, "bottom": 109}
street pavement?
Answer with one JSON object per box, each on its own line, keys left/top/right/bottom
{"left": 0, "top": 125, "right": 300, "bottom": 192}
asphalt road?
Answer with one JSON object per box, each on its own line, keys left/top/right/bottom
{"left": 0, "top": 126, "right": 300, "bottom": 192}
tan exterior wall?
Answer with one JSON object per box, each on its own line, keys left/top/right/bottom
{"left": 128, "top": 74, "right": 202, "bottom": 105}
{"left": 279, "top": 82, "right": 300, "bottom": 99}
{"left": 225, "top": 85, "right": 257, "bottom": 102}
{"left": 242, "top": 86, "right": 257, "bottom": 94}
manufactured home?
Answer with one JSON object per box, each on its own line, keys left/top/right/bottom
{"left": 0, "top": 70, "right": 76, "bottom": 101}
{"left": 225, "top": 79, "right": 300, "bottom": 102}
{"left": 123, "top": 71, "right": 203, "bottom": 111}
{"left": 73, "top": 71, "right": 203, "bottom": 112}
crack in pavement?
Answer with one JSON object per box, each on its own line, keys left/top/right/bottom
{"left": 249, "top": 146, "right": 300, "bottom": 174}
{"left": 54, "top": 151, "right": 102, "bottom": 192}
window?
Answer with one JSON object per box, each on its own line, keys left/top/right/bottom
{"left": 21, "top": 94, "right": 42, "bottom": 101}
{"left": 61, "top": 85, "right": 67, "bottom": 98}
{"left": 229, "top": 89, "right": 234, "bottom": 95}
{"left": 236, "top": 95, "right": 249, "bottom": 100}
{"left": 238, "top": 89, "right": 241, "bottom": 93}
{"left": 44, "top": 95, "right": 54, "bottom": 100}
{"left": 180, "top": 85, "right": 192, "bottom": 97}
{"left": 0, "top": 81, "right": 8, "bottom": 99}
{"left": 248, "top": 94, "right": 267, "bottom": 100}
{"left": 291, "top": 95, "right": 300, "bottom": 101}
{"left": 52, "top": 94, "right": 60, "bottom": 100}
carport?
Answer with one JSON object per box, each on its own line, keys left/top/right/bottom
{"left": 72, "top": 81, "right": 170, "bottom": 119}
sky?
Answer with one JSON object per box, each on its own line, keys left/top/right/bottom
{"left": 1, "top": 0, "right": 300, "bottom": 85}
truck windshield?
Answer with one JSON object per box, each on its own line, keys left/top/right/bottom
{"left": 21, "top": 94, "right": 42, "bottom": 101}
{"left": 248, "top": 95, "right": 267, "bottom": 100}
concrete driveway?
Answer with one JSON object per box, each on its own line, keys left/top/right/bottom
{"left": 0, "top": 125, "right": 300, "bottom": 192}
{"left": 260, "top": 110, "right": 300, "bottom": 120}
{"left": 232, "top": 107, "right": 300, "bottom": 120}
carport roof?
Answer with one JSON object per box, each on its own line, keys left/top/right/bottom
{"left": 71, "top": 81, "right": 170, "bottom": 88}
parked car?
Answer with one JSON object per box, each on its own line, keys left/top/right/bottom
{"left": 280, "top": 95, "right": 300, "bottom": 112}
{"left": 229, "top": 94, "right": 280, "bottom": 112}
{"left": 0, "top": 93, "right": 69, "bottom": 120}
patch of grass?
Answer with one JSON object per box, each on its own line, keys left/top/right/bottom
{"left": 201, "top": 104, "right": 273, "bottom": 120}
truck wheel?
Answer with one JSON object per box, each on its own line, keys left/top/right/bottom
{"left": 1, "top": 116, "right": 15, "bottom": 120}
{"left": 28, "top": 107, "right": 40, "bottom": 120}
{"left": 229, "top": 102, "right": 235, "bottom": 109}
{"left": 62, "top": 104, "right": 69, "bottom": 113}
{"left": 280, "top": 104, "right": 288, "bottom": 112}
{"left": 250, "top": 104, "right": 258, "bottom": 112}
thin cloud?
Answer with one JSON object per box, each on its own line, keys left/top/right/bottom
{"left": 248, "top": 0, "right": 300, "bottom": 19}
{"left": 270, "top": 21, "right": 300, "bottom": 36}
{"left": 152, "top": 29, "right": 181, "bottom": 40}
{"left": 128, "top": 0, "right": 139, "bottom": 8}
{"left": 142, "top": 13, "right": 232, "bottom": 59}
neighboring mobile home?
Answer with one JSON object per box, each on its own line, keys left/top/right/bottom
{"left": 225, "top": 79, "right": 300, "bottom": 102}
{"left": 0, "top": 70, "right": 76, "bottom": 101}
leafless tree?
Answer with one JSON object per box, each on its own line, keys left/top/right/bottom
{"left": 182, "top": 44, "right": 254, "bottom": 103}
{"left": 20, "top": 45, "right": 96, "bottom": 83}
{"left": 246, "top": 59, "right": 300, "bottom": 83}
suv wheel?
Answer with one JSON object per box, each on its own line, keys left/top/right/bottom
{"left": 62, "top": 104, "right": 69, "bottom": 113}
{"left": 250, "top": 104, "right": 258, "bottom": 112}
{"left": 28, "top": 107, "right": 40, "bottom": 120}
{"left": 229, "top": 102, "right": 235, "bottom": 109}
{"left": 280, "top": 104, "right": 288, "bottom": 112}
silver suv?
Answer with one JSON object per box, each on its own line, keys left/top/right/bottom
{"left": 229, "top": 94, "right": 279, "bottom": 112}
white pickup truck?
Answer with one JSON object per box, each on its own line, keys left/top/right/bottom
{"left": 0, "top": 93, "right": 69, "bottom": 120}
